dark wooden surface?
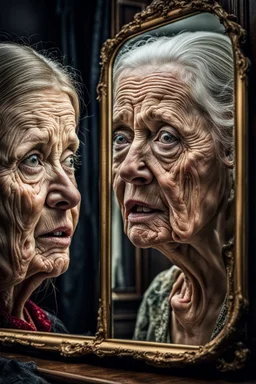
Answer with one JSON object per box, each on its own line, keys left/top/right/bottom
{"left": 0, "top": 1, "right": 255, "bottom": 383}
{"left": 0, "top": 350, "right": 255, "bottom": 384}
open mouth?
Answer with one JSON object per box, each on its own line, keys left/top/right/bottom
{"left": 127, "top": 205, "right": 162, "bottom": 223}
{"left": 130, "top": 205, "right": 158, "bottom": 214}
{"left": 41, "top": 231, "right": 68, "bottom": 237}
{"left": 125, "top": 200, "right": 163, "bottom": 222}
{"left": 36, "top": 227, "right": 72, "bottom": 247}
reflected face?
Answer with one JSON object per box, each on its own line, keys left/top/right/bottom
{"left": 112, "top": 69, "right": 229, "bottom": 248}
{"left": 0, "top": 91, "right": 81, "bottom": 289}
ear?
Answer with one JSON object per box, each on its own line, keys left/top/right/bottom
{"left": 220, "top": 145, "right": 233, "bottom": 168}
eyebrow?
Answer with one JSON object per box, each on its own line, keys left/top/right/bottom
{"left": 113, "top": 105, "right": 183, "bottom": 134}
{"left": 113, "top": 109, "right": 133, "bottom": 126}
{"left": 14, "top": 127, "right": 80, "bottom": 158}
{"left": 112, "top": 119, "right": 132, "bottom": 132}
{"left": 67, "top": 136, "right": 80, "bottom": 152}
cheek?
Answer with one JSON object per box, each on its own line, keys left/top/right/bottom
{"left": 71, "top": 205, "right": 80, "bottom": 229}
{"left": 112, "top": 170, "right": 125, "bottom": 208}
{"left": 0, "top": 172, "right": 47, "bottom": 231}
{"left": 200, "top": 163, "right": 229, "bottom": 212}
{"left": 0, "top": 173, "right": 47, "bottom": 286}
{"left": 167, "top": 150, "right": 216, "bottom": 193}
{"left": 112, "top": 161, "right": 122, "bottom": 187}
{"left": 185, "top": 151, "right": 224, "bottom": 200}
{"left": 179, "top": 153, "right": 226, "bottom": 223}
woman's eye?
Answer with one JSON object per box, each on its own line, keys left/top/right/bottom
{"left": 113, "top": 133, "right": 129, "bottom": 146}
{"left": 22, "top": 154, "right": 40, "bottom": 167}
{"left": 63, "top": 154, "right": 81, "bottom": 170}
{"left": 63, "top": 154, "right": 76, "bottom": 169}
{"left": 158, "top": 131, "right": 178, "bottom": 144}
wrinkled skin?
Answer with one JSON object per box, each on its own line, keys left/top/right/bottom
{"left": 0, "top": 90, "right": 80, "bottom": 319}
{"left": 113, "top": 67, "right": 231, "bottom": 345}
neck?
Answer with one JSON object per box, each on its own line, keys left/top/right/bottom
{"left": 156, "top": 217, "right": 227, "bottom": 345}
{"left": 0, "top": 275, "right": 46, "bottom": 320}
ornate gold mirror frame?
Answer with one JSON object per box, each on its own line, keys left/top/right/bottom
{"left": 96, "top": 0, "right": 250, "bottom": 370}
{"left": 0, "top": 0, "right": 249, "bottom": 371}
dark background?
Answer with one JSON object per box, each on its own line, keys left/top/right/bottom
{"left": 0, "top": 0, "right": 111, "bottom": 335}
{"left": 0, "top": 0, "right": 255, "bottom": 346}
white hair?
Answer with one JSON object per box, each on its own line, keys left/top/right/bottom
{"left": 0, "top": 43, "right": 81, "bottom": 124}
{"left": 113, "top": 32, "right": 234, "bottom": 166}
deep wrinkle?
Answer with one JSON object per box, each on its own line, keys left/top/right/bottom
{"left": 0, "top": 90, "right": 80, "bottom": 319}
{"left": 113, "top": 68, "right": 229, "bottom": 345}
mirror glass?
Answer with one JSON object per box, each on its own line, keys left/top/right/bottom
{"left": 111, "top": 12, "right": 234, "bottom": 346}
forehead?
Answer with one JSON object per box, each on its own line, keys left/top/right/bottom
{"left": 113, "top": 69, "right": 209, "bottom": 138}
{"left": 0, "top": 90, "right": 79, "bottom": 156}
{"left": 114, "top": 68, "right": 194, "bottom": 115}
{"left": 1, "top": 90, "right": 76, "bottom": 132}
{"left": 16, "top": 90, "right": 75, "bottom": 117}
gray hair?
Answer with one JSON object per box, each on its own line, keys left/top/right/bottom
{"left": 113, "top": 32, "right": 234, "bottom": 166}
{"left": 0, "top": 43, "right": 80, "bottom": 124}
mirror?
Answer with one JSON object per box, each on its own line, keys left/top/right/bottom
{"left": 0, "top": 0, "right": 249, "bottom": 370}
{"left": 111, "top": 12, "right": 232, "bottom": 346}
{"left": 97, "top": 0, "right": 249, "bottom": 369}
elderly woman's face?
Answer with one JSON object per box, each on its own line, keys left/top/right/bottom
{"left": 0, "top": 91, "right": 80, "bottom": 289}
{"left": 112, "top": 69, "right": 229, "bottom": 248}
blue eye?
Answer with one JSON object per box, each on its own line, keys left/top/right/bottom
{"left": 158, "top": 131, "right": 178, "bottom": 144}
{"left": 22, "top": 154, "right": 40, "bottom": 167}
{"left": 113, "top": 134, "right": 128, "bottom": 145}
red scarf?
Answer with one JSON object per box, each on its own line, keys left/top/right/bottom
{"left": 0, "top": 300, "right": 52, "bottom": 331}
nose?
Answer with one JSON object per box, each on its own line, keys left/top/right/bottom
{"left": 119, "top": 149, "right": 153, "bottom": 185}
{"left": 46, "top": 168, "right": 81, "bottom": 210}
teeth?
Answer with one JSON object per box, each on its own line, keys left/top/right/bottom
{"left": 53, "top": 231, "right": 63, "bottom": 236}
{"left": 135, "top": 206, "right": 152, "bottom": 213}
{"left": 142, "top": 207, "right": 152, "bottom": 213}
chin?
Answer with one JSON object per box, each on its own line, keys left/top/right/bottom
{"left": 27, "top": 250, "right": 70, "bottom": 279}
{"left": 49, "top": 262, "right": 69, "bottom": 278}
{"left": 129, "top": 237, "right": 151, "bottom": 248}
{"left": 127, "top": 227, "right": 173, "bottom": 249}
{"left": 46, "top": 254, "right": 70, "bottom": 277}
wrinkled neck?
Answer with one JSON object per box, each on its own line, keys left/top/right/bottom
{"left": 157, "top": 214, "right": 227, "bottom": 286}
{"left": 0, "top": 287, "right": 16, "bottom": 316}
{"left": 155, "top": 214, "right": 228, "bottom": 345}
{"left": 0, "top": 275, "right": 45, "bottom": 320}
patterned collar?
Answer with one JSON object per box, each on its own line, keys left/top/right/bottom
{"left": 0, "top": 300, "right": 52, "bottom": 332}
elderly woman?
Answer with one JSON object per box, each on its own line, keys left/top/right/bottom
{"left": 0, "top": 43, "right": 81, "bottom": 332}
{"left": 112, "top": 32, "right": 234, "bottom": 345}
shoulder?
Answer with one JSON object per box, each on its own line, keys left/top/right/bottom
{"left": 143, "top": 265, "right": 180, "bottom": 302}
{"left": 133, "top": 265, "right": 180, "bottom": 342}
{"left": 44, "top": 311, "right": 69, "bottom": 334}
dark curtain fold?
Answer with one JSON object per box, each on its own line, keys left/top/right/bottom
{"left": 53, "top": 0, "right": 111, "bottom": 334}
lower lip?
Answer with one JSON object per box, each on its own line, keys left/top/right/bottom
{"left": 127, "top": 211, "right": 159, "bottom": 223}
{"left": 36, "top": 236, "right": 72, "bottom": 247}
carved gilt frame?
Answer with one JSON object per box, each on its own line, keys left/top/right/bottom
{"left": 96, "top": 0, "right": 249, "bottom": 370}
{"left": 0, "top": 0, "right": 249, "bottom": 371}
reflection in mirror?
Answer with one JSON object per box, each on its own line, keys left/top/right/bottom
{"left": 111, "top": 13, "right": 234, "bottom": 346}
